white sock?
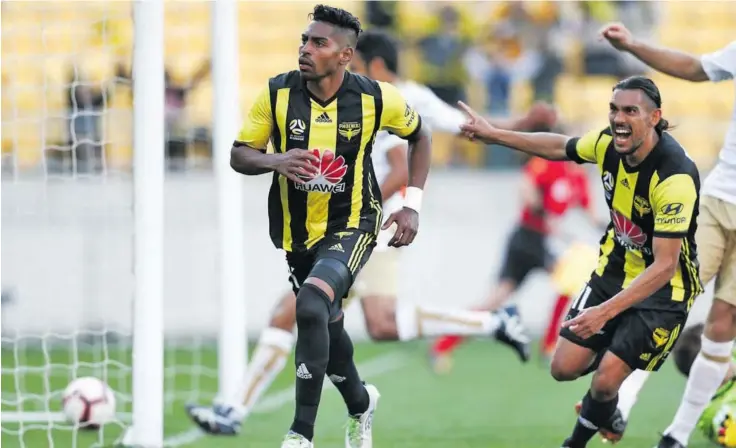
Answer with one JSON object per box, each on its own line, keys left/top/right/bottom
{"left": 617, "top": 369, "right": 651, "bottom": 421}
{"left": 664, "top": 336, "right": 734, "bottom": 445}
{"left": 227, "top": 327, "right": 294, "bottom": 421}
{"left": 395, "top": 303, "right": 501, "bottom": 341}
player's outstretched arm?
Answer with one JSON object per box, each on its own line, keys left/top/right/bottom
{"left": 485, "top": 102, "right": 558, "bottom": 133}
{"left": 415, "top": 83, "right": 557, "bottom": 134}
{"left": 600, "top": 23, "right": 709, "bottom": 82}
{"left": 457, "top": 101, "right": 569, "bottom": 161}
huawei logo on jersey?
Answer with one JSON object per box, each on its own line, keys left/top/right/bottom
{"left": 294, "top": 149, "right": 348, "bottom": 193}
{"left": 611, "top": 209, "right": 648, "bottom": 252}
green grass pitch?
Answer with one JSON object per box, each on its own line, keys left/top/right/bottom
{"left": 1, "top": 339, "right": 717, "bottom": 447}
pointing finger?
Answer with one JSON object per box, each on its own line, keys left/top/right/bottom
{"left": 457, "top": 101, "right": 479, "bottom": 119}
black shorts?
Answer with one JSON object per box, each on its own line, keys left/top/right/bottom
{"left": 286, "top": 229, "right": 376, "bottom": 317}
{"left": 559, "top": 279, "right": 688, "bottom": 372}
{"left": 498, "top": 225, "right": 552, "bottom": 285}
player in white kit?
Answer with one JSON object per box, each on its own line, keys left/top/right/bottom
{"left": 186, "top": 29, "right": 557, "bottom": 438}
{"left": 573, "top": 23, "right": 736, "bottom": 448}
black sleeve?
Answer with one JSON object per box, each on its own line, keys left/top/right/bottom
{"left": 565, "top": 137, "right": 585, "bottom": 164}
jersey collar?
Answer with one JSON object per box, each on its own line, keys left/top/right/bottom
{"left": 301, "top": 71, "right": 351, "bottom": 108}
{"left": 621, "top": 133, "right": 665, "bottom": 173}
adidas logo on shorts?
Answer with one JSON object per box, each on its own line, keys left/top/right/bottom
{"left": 315, "top": 112, "right": 332, "bottom": 123}
{"left": 328, "top": 243, "right": 344, "bottom": 252}
{"left": 296, "top": 363, "right": 312, "bottom": 379}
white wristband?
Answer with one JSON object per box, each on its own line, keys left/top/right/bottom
{"left": 404, "top": 187, "right": 423, "bottom": 213}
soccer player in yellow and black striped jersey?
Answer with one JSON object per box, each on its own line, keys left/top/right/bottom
{"left": 456, "top": 76, "right": 702, "bottom": 448}
{"left": 187, "top": 5, "right": 431, "bottom": 448}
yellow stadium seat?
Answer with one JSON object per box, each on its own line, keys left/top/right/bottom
{"left": 43, "top": 116, "right": 68, "bottom": 147}
{"left": 555, "top": 75, "right": 617, "bottom": 125}
{"left": 2, "top": 22, "right": 45, "bottom": 56}
{"left": 186, "top": 81, "right": 213, "bottom": 127}
{"left": 655, "top": 77, "right": 733, "bottom": 120}
{"left": 244, "top": 35, "right": 299, "bottom": 58}
{"left": 167, "top": 54, "right": 209, "bottom": 85}
{"left": 167, "top": 2, "right": 210, "bottom": 22}
{"left": 11, "top": 120, "right": 44, "bottom": 169}
{"left": 695, "top": 34, "right": 734, "bottom": 55}
{"left": 76, "top": 51, "right": 116, "bottom": 83}
{"left": 167, "top": 30, "right": 210, "bottom": 57}
{"left": 110, "top": 87, "right": 133, "bottom": 110}
{"left": 240, "top": 82, "right": 267, "bottom": 111}
{"left": 42, "top": 25, "right": 83, "bottom": 56}
{"left": 241, "top": 2, "right": 313, "bottom": 23}
{"left": 12, "top": 88, "right": 45, "bottom": 118}
{"left": 554, "top": 77, "right": 586, "bottom": 124}
{"left": 669, "top": 128, "right": 719, "bottom": 170}
{"left": 659, "top": 1, "right": 735, "bottom": 54}
{"left": 2, "top": 2, "right": 39, "bottom": 20}
{"left": 510, "top": 81, "right": 533, "bottom": 114}
{"left": 105, "top": 109, "right": 132, "bottom": 169}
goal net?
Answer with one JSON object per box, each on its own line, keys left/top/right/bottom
{"left": 1, "top": 2, "right": 219, "bottom": 446}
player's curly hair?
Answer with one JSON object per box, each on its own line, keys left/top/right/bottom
{"left": 309, "top": 4, "right": 362, "bottom": 45}
{"left": 614, "top": 76, "right": 672, "bottom": 135}
{"left": 673, "top": 323, "right": 705, "bottom": 377}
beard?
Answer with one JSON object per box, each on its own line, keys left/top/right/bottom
{"left": 300, "top": 66, "right": 336, "bottom": 82}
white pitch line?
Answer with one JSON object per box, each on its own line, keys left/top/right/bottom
{"left": 162, "top": 351, "right": 405, "bottom": 447}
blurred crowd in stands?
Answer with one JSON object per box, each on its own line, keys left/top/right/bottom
{"left": 362, "top": 1, "right": 659, "bottom": 167}
{"left": 1, "top": 1, "right": 668, "bottom": 174}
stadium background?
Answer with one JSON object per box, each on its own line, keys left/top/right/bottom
{"left": 1, "top": 1, "right": 735, "bottom": 447}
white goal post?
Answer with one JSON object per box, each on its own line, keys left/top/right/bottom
{"left": 127, "top": 0, "right": 165, "bottom": 445}
{"left": 212, "top": 0, "right": 247, "bottom": 408}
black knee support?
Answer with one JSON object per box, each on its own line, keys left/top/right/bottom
{"left": 309, "top": 257, "right": 352, "bottom": 300}
{"left": 295, "top": 283, "right": 331, "bottom": 325}
{"left": 306, "top": 258, "right": 352, "bottom": 319}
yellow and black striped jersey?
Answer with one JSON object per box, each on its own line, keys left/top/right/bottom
{"left": 566, "top": 128, "right": 703, "bottom": 312}
{"left": 237, "top": 71, "right": 421, "bottom": 252}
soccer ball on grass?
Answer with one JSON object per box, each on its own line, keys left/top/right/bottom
{"left": 61, "top": 376, "right": 116, "bottom": 429}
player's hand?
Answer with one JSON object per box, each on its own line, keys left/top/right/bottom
{"left": 457, "top": 101, "right": 497, "bottom": 143}
{"left": 272, "top": 149, "right": 319, "bottom": 184}
{"left": 599, "top": 23, "right": 634, "bottom": 51}
{"left": 561, "top": 305, "right": 608, "bottom": 340}
{"left": 382, "top": 207, "right": 419, "bottom": 248}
